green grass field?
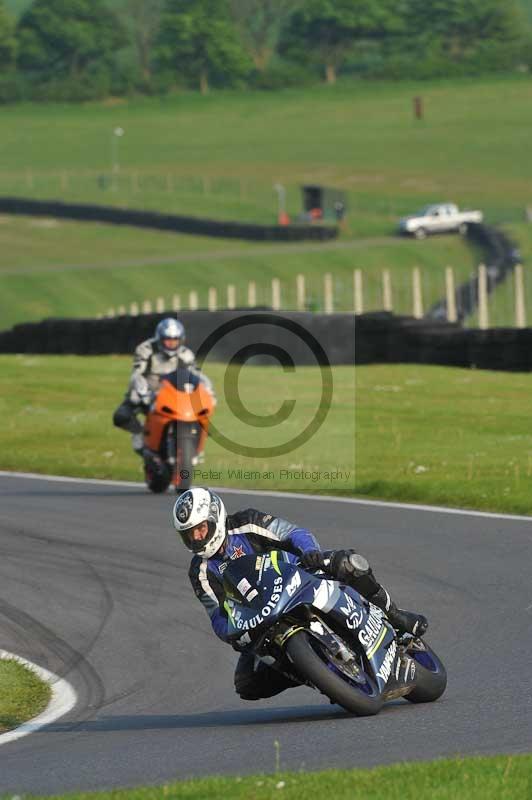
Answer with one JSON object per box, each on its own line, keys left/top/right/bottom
{"left": 3, "top": 355, "right": 532, "bottom": 514}
{"left": 1, "top": 76, "right": 531, "bottom": 329}
{"left": 28, "top": 755, "right": 532, "bottom": 800}
{"left": 2, "top": 77, "right": 532, "bottom": 213}
{"left": 0, "top": 657, "right": 50, "bottom": 733}
{"left": 2, "top": 77, "right": 532, "bottom": 228}
{"left": 0, "top": 214, "right": 476, "bottom": 327}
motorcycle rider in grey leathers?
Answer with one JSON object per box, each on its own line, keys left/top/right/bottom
{"left": 113, "top": 318, "right": 213, "bottom": 455}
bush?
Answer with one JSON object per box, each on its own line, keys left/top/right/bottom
{"left": 28, "top": 68, "right": 113, "bottom": 102}
{"left": 250, "top": 62, "right": 316, "bottom": 90}
{"left": 0, "top": 72, "right": 27, "bottom": 103}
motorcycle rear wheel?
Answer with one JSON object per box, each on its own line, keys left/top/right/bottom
{"left": 405, "top": 641, "right": 447, "bottom": 703}
{"left": 286, "top": 630, "right": 383, "bottom": 716}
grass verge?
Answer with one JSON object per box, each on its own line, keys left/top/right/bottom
{"left": 0, "top": 215, "right": 475, "bottom": 327}
{"left": 2, "top": 356, "right": 532, "bottom": 514}
{"left": 0, "top": 657, "right": 51, "bottom": 733}
{"left": 29, "top": 755, "right": 532, "bottom": 799}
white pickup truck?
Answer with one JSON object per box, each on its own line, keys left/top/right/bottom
{"left": 398, "top": 203, "right": 483, "bottom": 239}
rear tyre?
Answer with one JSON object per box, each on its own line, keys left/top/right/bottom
{"left": 286, "top": 630, "right": 383, "bottom": 716}
{"left": 406, "top": 641, "right": 447, "bottom": 703}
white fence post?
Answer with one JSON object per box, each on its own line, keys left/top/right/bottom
{"left": 478, "top": 263, "right": 489, "bottom": 329}
{"left": 172, "top": 294, "right": 181, "bottom": 312}
{"left": 227, "top": 285, "right": 236, "bottom": 309}
{"left": 382, "top": 269, "right": 393, "bottom": 312}
{"left": 248, "top": 281, "right": 257, "bottom": 307}
{"left": 514, "top": 264, "right": 527, "bottom": 328}
{"left": 353, "top": 270, "right": 363, "bottom": 315}
{"left": 272, "top": 278, "right": 281, "bottom": 310}
{"left": 324, "top": 273, "right": 334, "bottom": 314}
{"left": 412, "top": 267, "right": 423, "bottom": 319}
{"left": 130, "top": 302, "right": 139, "bottom": 316}
{"left": 208, "top": 287, "right": 217, "bottom": 312}
{"left": 445, "top": 266, "right": 457, "bottom": 323}
{"left": 296, "top": 274, "right": 306, "bottom": 311}
{"left": 117, "top": 305, "right": 126, "bottom": 316}
{"left": 189, "top": 290, "right": 198, "bottom": 311}
{"left": 107, "top": 308, "right": 116, "bottom": 318}
{"left": 142, "top": 300, "right": 152, "bottom": 314}
{"left": 156, "top": 297, "right": 165, "bottom": 313}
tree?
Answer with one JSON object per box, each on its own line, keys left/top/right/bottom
{"left": 155, "top": 0, "right": 250, "bottom": 93}
{"left": 0, "top": 1, "right": 16, "bottom": 69}
{"left": 117, "top": 0, "right": 163, "bottom": 84}
{"left": 405, "top": 0, "right": 525, "bottom": 63}
{"left": 281, "top": 0, "right": 403, "bottom": 84}
{"left": 17, "top": 0, "right": 126, "bottom": 81}
{"left": 229, "top": 0, "right": 301, "bottom": 72}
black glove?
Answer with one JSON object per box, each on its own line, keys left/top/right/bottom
{"left": 300, "top": 550, "right": 325, "bottom": 572}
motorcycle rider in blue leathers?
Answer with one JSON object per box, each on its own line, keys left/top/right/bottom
{"left": 174, "top": 488, "right": 428, "bottom": 701}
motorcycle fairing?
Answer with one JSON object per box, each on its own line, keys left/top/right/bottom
{"left": 223, "top": 551, "right": 399, "bottom": 690}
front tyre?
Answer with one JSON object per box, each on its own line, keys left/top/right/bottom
{"left": 286, "top": 631, "right": 383, "bottom": 716}
{"left": 406, "top": 641, "right": 447, "bottom": 703}
{"left": 144, "top": 456, "right": 171, "bottom": 494}
{"left": 176, "top": 434, "right": 195, "bottom": 492}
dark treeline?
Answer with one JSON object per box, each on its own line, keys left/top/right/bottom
{"left": 0, "top": 0, "right": 530, "bottom": 101}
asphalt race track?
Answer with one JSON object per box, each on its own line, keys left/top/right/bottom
{"left": 0, "top": 473, "right": 531, "bottom": 794}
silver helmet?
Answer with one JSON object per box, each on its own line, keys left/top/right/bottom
{"left": 155, "top": 317, "right": 185, "bottom": 357}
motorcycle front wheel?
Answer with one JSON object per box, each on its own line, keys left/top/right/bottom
{"left": 286, "top": 630, "right": 383, "bottom": 716}
{"left": 144, "top": 457, "right": 171, "bottom": 494}
{"left": 405, "top": 640, "right": 447, "bottom": 704}
{"left": 175, "top": 433, "right": 195, "bottom": 492}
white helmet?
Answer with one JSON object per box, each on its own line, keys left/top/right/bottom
{"left": 173, "top": 488, "right": 227, "bottom": 558}
{"left": 155, "top": 317, "right": 185, "bottom": 357}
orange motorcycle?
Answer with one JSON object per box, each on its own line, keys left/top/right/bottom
{"left": 143, "top": 367, "right": 215, "bottom": 494}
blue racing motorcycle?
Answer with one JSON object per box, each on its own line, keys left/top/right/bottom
{"left": 223, "top": 550, "right": 447, "bottom": 716}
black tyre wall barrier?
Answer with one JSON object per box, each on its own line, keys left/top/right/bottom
{"left": 0, "top": 310, "right": 355, "bottom": 367}
{"left": 0, "top": 197, "right": 338, "bottom": 242}
{"left": 427, "top": 223, "right": 521, "bottom": 321}
{"left": 1, "top": 309, "right": 532, "bottom": 372}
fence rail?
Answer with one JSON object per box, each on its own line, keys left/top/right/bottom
{"left": 100, "top": 264, "right": 528, "bottom": 329}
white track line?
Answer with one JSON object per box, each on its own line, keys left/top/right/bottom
{"left": 0, "top": 650, "right": 77, "bottom": 746}
{"left": 1, "top": 470, "right": 531, "bottom": 522}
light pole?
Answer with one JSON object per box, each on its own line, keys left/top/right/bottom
{"left": 111, "top": 126, "right": 125, "bottom": 188}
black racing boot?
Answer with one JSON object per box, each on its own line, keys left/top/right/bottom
{"left": 370, "top": 586, "right": 428, "bottom": 637}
